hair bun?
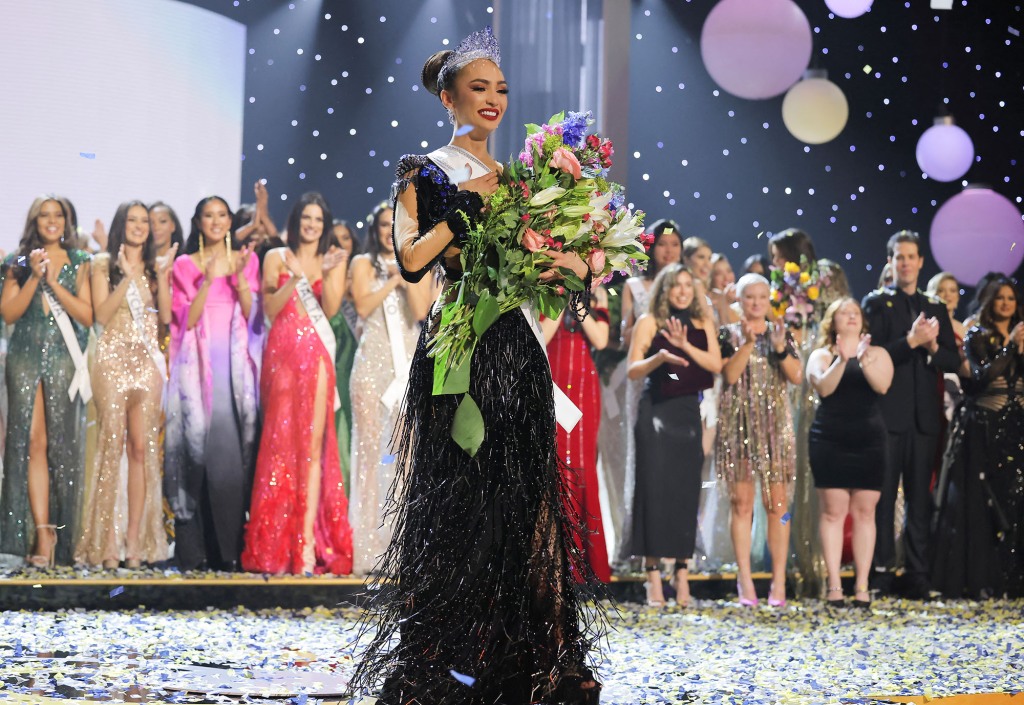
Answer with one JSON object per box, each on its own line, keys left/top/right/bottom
{"left": 421, "top": 50, "right": 452, "bottom": 96}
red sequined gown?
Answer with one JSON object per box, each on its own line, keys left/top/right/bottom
{"left": 548, "top": 310, "right": 611, "bottom": 583}
{"left": 241, "top": 274, "right": 353, "bottom": 574}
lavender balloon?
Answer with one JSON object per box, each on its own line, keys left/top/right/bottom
{"left": 824, "top": 0, "right": 873, "bottom": 18}
{"left": 916, "top": 117, "right": 975, "bottom": 182}
{"left": 700, "top": 0, "right": 812, "bottom": 100}
{"left": 930, "top": 186, "right": 1024, "bottom": 284}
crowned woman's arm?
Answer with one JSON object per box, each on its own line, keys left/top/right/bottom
{"left": 393, "top": 175, "right": 458, "bottom": 280}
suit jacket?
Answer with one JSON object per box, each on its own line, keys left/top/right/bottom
{"left": 861, "top": 286, "right": 960, "bottom": 435}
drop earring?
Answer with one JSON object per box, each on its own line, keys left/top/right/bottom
{"left": 447, "top": 107, "right": 455, "bottom": 125}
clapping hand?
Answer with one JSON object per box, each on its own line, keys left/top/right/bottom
{"left": 1011, "top": 321, "right": 1024, "bottom": 355}
{"left": 284, "top": 249, "right": 305, "bottom": 279}
{"left": 741, "top": 319, "right": 758, "bottom": 346}
{"left": 156, "top": 244, "right": 179, "bottom": 277}
{"left": 909, "top": 312, "right": 940, "bottom": 352}
{"left": 769, "top": 320, "right": 788, "bottom": 354}
{"left": 855, "top": 333, "right": 872, "bottom": 361}
{"left": 117, "top": 245, "right": 140, "bottom": 281}
{"left": 322, "top": 245, "right": 349, "bottom": 273}
{"left": 835, "top": 332, "right": 859, "bottom": 361}
{"left": 232, "top": 243, "right": 254, "bottom": 276}
{"left": 28, "top": 248, "right": 47, "bottom": 281}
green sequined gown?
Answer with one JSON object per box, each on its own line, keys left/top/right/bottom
{"left": 0, "top": 250, "right": 91, "bottom": 566}
{"left": 331, "top": 301, "right": 358, "bottom": 498}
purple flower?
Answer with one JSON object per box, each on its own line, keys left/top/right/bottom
{"left": 560, "top": 111, "right": 591, "bottom": 148}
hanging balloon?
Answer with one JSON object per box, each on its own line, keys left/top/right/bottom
{"left": 700, "top": 0, "right": 812, "bottom": 100}
{"left": 824, "top": 0, "right": 873, "bottom": 18}
{"left": 915, "top": 116, "right": 975, "bottom": 182}
{"left": 781, "top": 70, "right": 849, "bottom": 144}
{"left": 930, "top": 185, "right": 1024, "bottom": 285}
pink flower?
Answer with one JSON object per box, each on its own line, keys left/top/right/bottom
{"left": 522, "top": 227, "right": 546, "bottom": 252}
{"left": 587, "top": 249, "right": 606, "bottom": 273}
{"left": 556, "top": 286, "right": 566, "bottom": 295}
{"left": 550, "top": 147, "right": 582, "bottom": 179}
{"left": 521, "top": 213, "right": 531, "bottom": 222}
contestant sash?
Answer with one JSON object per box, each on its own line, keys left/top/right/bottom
{"left": 520, "top": 303, "right": 583, "bottom": 434}
{"left": 293, "top": 272, "right": 342, "bottom": 411}
{"left": 42, "top": 284, "right": 91, "bottom": 403}
{"left": 126, "top": 280, "right": 168, "bottom": 385}
{"left": 379, "top": 283, "right": 410, "bottom": 411}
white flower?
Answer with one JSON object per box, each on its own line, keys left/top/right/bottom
{"left": 529, "top": 186, "right": 567, "bottom": 207}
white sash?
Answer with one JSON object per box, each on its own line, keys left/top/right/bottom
{"left": 293, "top": 273, "right": 342, "bottom": 411}
{"left": 379, "top": 284, "right": 409, "bottom": 411}
{"left": 520, "top": 303, "right": 582, "bottom": 433}
{"left": 42, "top": 284, "right": 91, "bottom": 403}
{"left": 126, "top": 280, "right": 168, "bottom": 385}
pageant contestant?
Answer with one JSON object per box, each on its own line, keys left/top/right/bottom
{"left": 0, "top": 196, "right": 92, "bottom": 567}
{"left": 164, "top": 196, "right": 261, "bottom": 571}
{"left": 148, "top": 201, "right": 186, "bottom": 259}
{"left": 627, "top": 263, "right": 721, "bottom": 606}
{"left": 329, "top": 219, "right": 359, "bottom": 497}
{"left": 347, "top": 203, "right": 431, "bottom": 576}
{"left": 241, "top": 192, "right": 353, "bottom": 575}
{"left": 75, "top": 201, "right": 174, "bottom": 569}
{"left": 350, "top": 28, "right": 604, "bottom": 704}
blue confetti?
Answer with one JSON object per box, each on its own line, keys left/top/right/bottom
{"left": 780, "top": 512, "right": 792, "bottom": 525}
{"left": 79, "top": 152, "right": 96, "bottom": 159}
{"left": 109, "top": 586, "right": 124, "bottom": 598}
{"left": 381, "top": 454, "right": 396, "bottom": 465}
{"left": 454, "top": 125, "right": 474, "bottom": 136}
{"left": 450, "top": 669, "right": 476, "bottom": 687}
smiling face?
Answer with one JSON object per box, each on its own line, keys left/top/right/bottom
{"left": 36, "top": 199, "right": 66, "bottom": 245}
{"left": 442, "top": 59, "right": 507, "bottom": 138}
{"left": 333, "top": 223, "right": 353, "bottom": 254}
{"left": 889, "top": 241, "right": 924, "bottom": 291}
{"left": 711, "top": 258, "right": 735, "bottom": 290}
{"left": 200, "top": 199, "right": 231, "bottom": 244}
{"left": 652, "top": 232, "right": 681, "bottom": 270}
{"left": 149, "top": 207, "right": 175, "bottom": 250}
{"left": 991, "top": 284, "right": 1018, "bottom": 322}
{"left": 668, "top": 270, "right": 695, "bottom": 310}
{"left": 685, "top": 245, "right": 713, "bottom": 283}
{"left": 124, "top": 204, "right": 150, "bottom": 248}
{"left": 935, "top": 277, "right": 960, "bottom": 314}
{"left": 376, "top": 207, "right": 394, "bottom": 253}
{"left": 740, "top": 281, "right": 771, "bottom": 320}
{"left": 298, "top": 203, "right": 324, "bottom": 245}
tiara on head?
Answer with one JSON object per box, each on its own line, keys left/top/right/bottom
{"left": 438, "top": 26, "right": 501, "bottom": 90}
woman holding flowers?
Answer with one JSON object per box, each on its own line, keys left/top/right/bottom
{"left": 717, "top": 273, "right": 802, "bottom": 606}
{"left": 351, "top": 28, "right": 620, "bottom": 704}
{"left": 627, "top": 263, "right": 721, "bottom": 606}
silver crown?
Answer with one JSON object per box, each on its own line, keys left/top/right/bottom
{"left": 438, "top": 26, "right": 501, "bottom": 89}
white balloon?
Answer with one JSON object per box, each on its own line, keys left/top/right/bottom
{"left": 824, "top": 0, "right": 873, "bottom": 19}
{"left": 916, "top": 118, "right": 975, "bottom": 182}
{"left": 781, "top": 72, "right": 849, "bottom": 144}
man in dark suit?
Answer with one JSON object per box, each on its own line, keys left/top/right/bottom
{"left": 861, "top": 230, "right": 960, "bottom": 599}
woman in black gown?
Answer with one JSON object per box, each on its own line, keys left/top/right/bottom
{"left": 806, "top": 298, "right": 894, "bottom": 606}
{"left": 932, "top": 277, "right": 1024, "bottom": 598}
{"left": 349, "top": 28, "right": 604, "bottom": 705}
{"left": 626, "top": 263, "right": 721, "bottom": 606}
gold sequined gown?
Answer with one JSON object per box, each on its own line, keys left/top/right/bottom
{"left": 74, "top": 255, "right": 167, "bottom": 566}
{"left": 348, "top": 263, "right": 419, "bottom": 576}
{"left": 0, "top": 250, "right": 91, "bottom": 565}
{"left": 716, "top": 322, "right": 797, "bottom": 506}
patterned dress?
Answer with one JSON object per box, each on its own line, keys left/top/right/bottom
{"left": 0, "top": 249, "right": 90, "bottom": 565}
{"left": 716, "top": 322, "right": 798, "bottom": 508}
{"left": 242, "top": 272, "right": 353, "bottom": 575}
{"left": 75, "top": 254, "right": 167, "bottom": 565}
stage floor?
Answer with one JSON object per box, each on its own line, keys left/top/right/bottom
{"left": 1, "top": 595, "right": 1020, "bottom": 704}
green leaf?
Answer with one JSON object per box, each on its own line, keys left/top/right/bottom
{"left": 561, "top": 270, "right": 585, "bottom": 291}
{"left": 452, "top": 393, "right": 485, "bottom": 457}
{"left": 548, "top": 111, "right": 565, "bottom": 125}
{"left": 438, "top": 346, "right": 473, "bottom": 395}
{"left": 538, "top": 290, "right": 566, "bottom": 319}
{"left": 524, "top": 122, "right": 542, "bottom": 136}
{"left": 473, "top": 291, "right": 500, "bottom": 337}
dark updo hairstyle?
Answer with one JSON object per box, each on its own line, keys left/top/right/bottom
{"left": 643, "top": 218, "right": 683, "bottom": 280}
{"left": 331, "top": 218, "right": 361, "bottom": 256}
{"left": 185, "top": 196, "right": 235, "bottom": 254}
{"left": 768, "top": 227, "right": 817, "bottom": 266}
{"left": 285, "top": 192, "right": 334, "bottom": 256}
{"left": 742, "top": 253, "right": 771, "bottom": 276}
{"left": 106, "top": 200, "right": 157, "bottom": 293}
{"left": 422, "top": 50, "right": 455, "bottom": 97}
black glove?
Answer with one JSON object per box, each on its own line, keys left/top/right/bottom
{"left": 444, "top": 190, "right": 485, "bottom": 245}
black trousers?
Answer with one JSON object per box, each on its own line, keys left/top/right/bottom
{"left": 875, "top": 430, "right": 937, "bottom": 577}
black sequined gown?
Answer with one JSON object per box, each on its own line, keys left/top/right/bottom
{"left": 931, "top": 325, "right": 1024, "bottom": 598}
{"left": 349, "top": 156, "right": 601, "bottom": 704}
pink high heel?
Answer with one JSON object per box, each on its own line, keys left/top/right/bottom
{"left": 737, "top": 580, "right": 759, "bottom": 607}
{"left": 768, "top": 583, "right": 787, "bottom": 608}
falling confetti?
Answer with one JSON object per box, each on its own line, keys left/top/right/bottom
{"left": 109, "top": 586, "right": 125, "bottom": 597}
{"left": 79, "top": 152, "right": 96, "bottom": 159}
{"left": 780, "top": 511, "right": 792, "bottom": 525}
{"left": 450, "top": 669, "right": 477, "bottom": 687}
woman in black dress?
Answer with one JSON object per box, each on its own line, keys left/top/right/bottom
{"left": 349, "top": 29, "right": 604, "bottom": 704}
{"left": 932, "top": 277, "right": 1024, "bottom": 598}
{"left": 627, "top": 263, "right": 721, "bottom": 606}
{"left": 806, "top": 298, "right": 893, "bottom": 606}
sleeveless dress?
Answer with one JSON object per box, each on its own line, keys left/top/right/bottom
{"left": 0, "top": 249, "right": 90, "bottom": 565}
{"left": 241, "top": 272, "right": 353, "bottom": 575}
{"left": 808, "top": 357, "right": 887, "bottom": 490}
{"left": 628, "top": 310, "right": 713, "bottom": 561}
{"left": 548, "top": 308, "right": 611, "bottom": 582}
{"left": 75, "top": 254, "right": 167, "bottom": 565}
{"left": 350, "top": 153, "right": 602, "bottom": 705}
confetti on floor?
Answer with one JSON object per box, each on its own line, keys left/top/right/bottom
{"left": 0, "top": 597, "right": 1021, "bottom": 704}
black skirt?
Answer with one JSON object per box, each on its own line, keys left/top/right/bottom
{"left": 349, "top": 308, "right": 602, "bottom": 705}
{"left": 628, "top": 393, "right": 703, "bottom": 560}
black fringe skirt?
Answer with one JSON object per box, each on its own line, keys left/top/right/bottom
{"left": 349, "top": 307, "right": 603, "bottom": 704}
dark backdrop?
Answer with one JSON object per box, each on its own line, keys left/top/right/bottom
{"left": 184, "top": 0, "right": 1022, "bottom": 301}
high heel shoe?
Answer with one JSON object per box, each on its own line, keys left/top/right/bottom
{"left": 736, "top": 580, "right": 759, "bottom": 607}
{"left": 644, "top": 565, "right": 665, "bottom": 607}
{"left": 553, "top": 668, "right": 602, "bottom": 704}
{"left": 767, "top": 582, "right": 787, "bottom": 608}
{"left": 26, "top": 524, "right": 58, "bottom": 568}
{"left": 851, "top": 584, "right": 871, "bottom": 610}
{"left": 825, "top": 586, "right": 845, "bottom": 608}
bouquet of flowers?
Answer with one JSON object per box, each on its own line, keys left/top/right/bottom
{"left": 431, "top": 111, "right": 649, "bottom": 454}
{"left": 769, "top": 255, "right": 829, "bottom": 329}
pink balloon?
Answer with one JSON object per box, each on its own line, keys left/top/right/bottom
{"left": 916, "top": 119, "right": 975, "bottom": 182}
{"left": 825, "top": 0, "right": 873, "bottom": 19}
{"left": 930, "top": 187, "right": 1024, "bottom": 285}
{"left": 700, "top": 0, "right": 813, "bottom": 100}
